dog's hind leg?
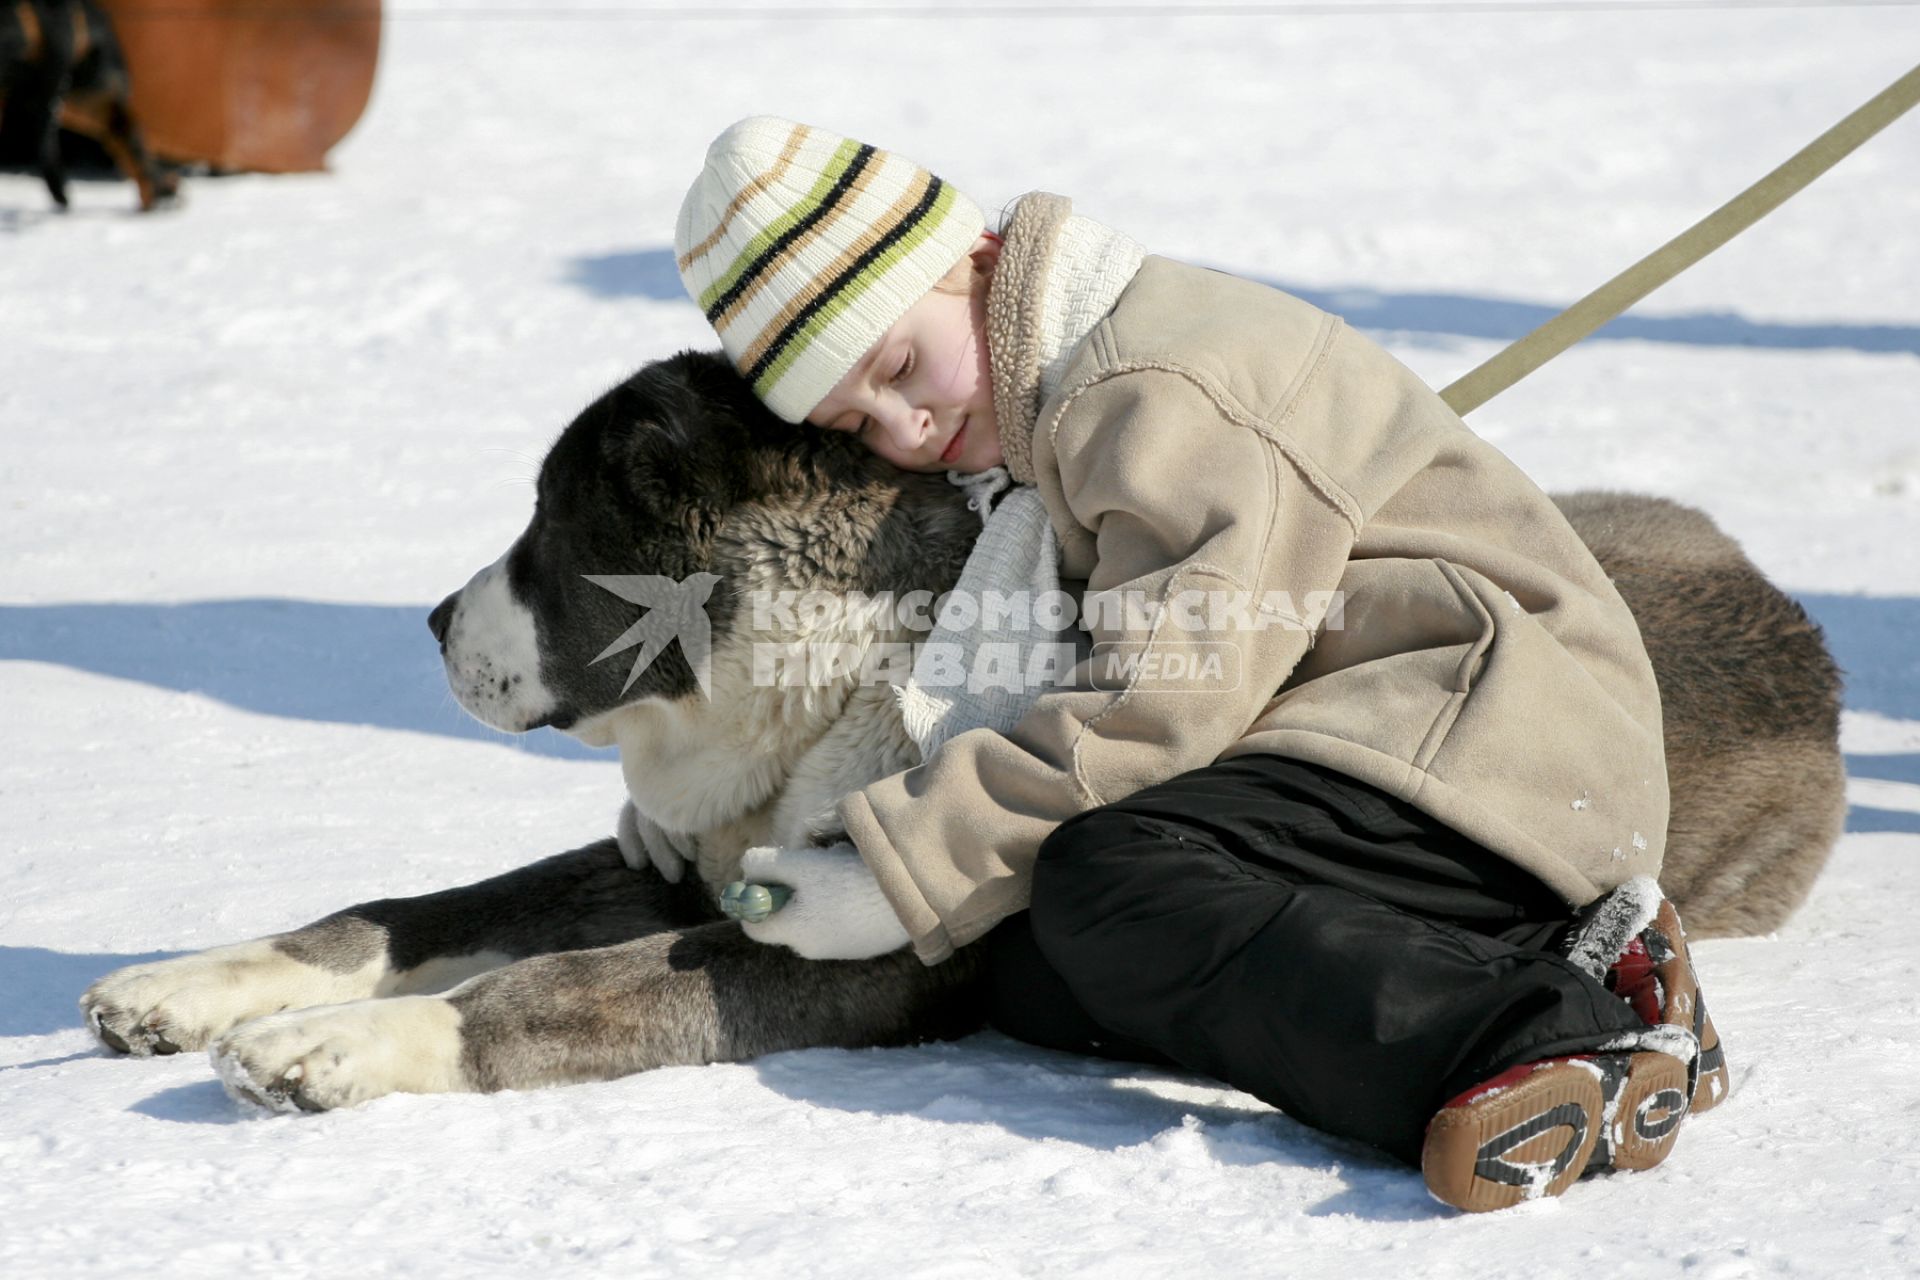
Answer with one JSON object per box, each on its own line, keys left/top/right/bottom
{"left": 210, "top": 925, "right": 985, "bottom": 1113}
{"left": 97, "top": 95, "right": 173, "bottom": 210}
{"left": 63, "top": 6, "right": 174, "bottom": 210}
{"left": 83, "top": 839, "right": 708, "bottom": 1057}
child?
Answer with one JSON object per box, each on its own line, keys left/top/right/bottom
{"left": 671, "top": 116, "right": 1728, "bottom": 1212}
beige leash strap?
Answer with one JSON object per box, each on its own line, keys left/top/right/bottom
{"left": 1440, "top": 62, "right": 1920, "bottom": 417}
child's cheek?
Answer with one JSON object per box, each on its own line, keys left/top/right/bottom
{"left": 939, "top": 330, "right": 982, "bottom": 402}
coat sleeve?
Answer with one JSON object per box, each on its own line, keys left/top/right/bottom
{"left": 837, "top": 366, "right": 1362, "bottom": 963}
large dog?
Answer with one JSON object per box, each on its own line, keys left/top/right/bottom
{"left": 79, "top": 350, "right": 1845, "bottom": 1112}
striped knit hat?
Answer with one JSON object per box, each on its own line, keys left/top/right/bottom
{"left": 675, "top": 116, "right": 986, "bottom": 423}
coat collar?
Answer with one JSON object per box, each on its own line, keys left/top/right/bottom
{"left": 985, "top": 192, "right": 1144, "bottom": 485}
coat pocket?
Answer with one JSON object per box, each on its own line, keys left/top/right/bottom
{"left": 1432, "top": 558, "right": 1497, "bottom": 695}
{"left": 1253, "top": 557, "right": 1497, "bottom": 769}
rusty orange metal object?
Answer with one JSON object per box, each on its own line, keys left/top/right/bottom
{"left": 85, "top": 0, "right": 381, "bottom": 173}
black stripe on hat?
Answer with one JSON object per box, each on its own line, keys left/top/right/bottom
{"left": 703, "top": 144, "right": 876, "bottom": 325}
{"left": 745, "top": 175, "right": 944, "bottom": 389}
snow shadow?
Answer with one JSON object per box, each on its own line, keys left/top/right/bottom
{"left": 0, "top": 945, "right": 180, "bottom": 1037}
{"left": 751, "top": 1033, "right": 1444, "bottom": 1222}
{"left": 1258, "top": 278, "right": 1920, "bottom": 358}
{"left": 1795, "top": 592, "right": 1920, "bottom": 836}
{"left": 0, "top": 599, "right": 605, "bottom": 761}
{"left": 1797, "top": 593, "right": 1920, "bottom": 722}
{"left": 563, "top": 246, "right": 1920, "bottom": 357}
{"left": 129, "top": 1080, "right": 253, "bottom": 1125}
{"left": 565, "top": 248, "right": 689, "bottom": 303}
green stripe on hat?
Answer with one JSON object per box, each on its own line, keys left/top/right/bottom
{"left": 697, "top": 139, "right": 865, "bottom": 316}
{"left": 750, "top": 179, "right": 960, "bottom": 405}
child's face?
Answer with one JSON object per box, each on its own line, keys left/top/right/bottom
{"left": 807, "top": 237, "right": 1001, "bottom": 474}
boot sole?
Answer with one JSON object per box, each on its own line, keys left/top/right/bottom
{"left": 1422, "top": 1052, "right": 1690, "bottom": 1213}
{"left": 1647, "top": 901, "right": 1731, "bottom": 1115}
{"left": 1691, "top": 992, "right": 1730, "bottom": 1113}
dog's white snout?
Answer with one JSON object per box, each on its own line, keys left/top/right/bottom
{"left": 438, "top": 554, "right": 559, "bottom": 733}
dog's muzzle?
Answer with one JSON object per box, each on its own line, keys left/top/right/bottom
{"left": 433, "top": 556, "right": 561, "bottom": 733}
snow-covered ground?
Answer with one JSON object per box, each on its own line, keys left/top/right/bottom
{"left": 4, "top": 2, "right": 1919, "bottom": 1275}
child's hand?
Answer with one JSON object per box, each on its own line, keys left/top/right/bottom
{"left": 732, "top": 842, "right": 911, "bottom": 960}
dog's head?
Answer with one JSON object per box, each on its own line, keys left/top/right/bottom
{"left": 431, "top": 349, "right": 973, "bottom": 737}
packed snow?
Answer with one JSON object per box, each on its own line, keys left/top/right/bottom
{"left": 4, "top": 2, "right": 1919, "bottom": 1275}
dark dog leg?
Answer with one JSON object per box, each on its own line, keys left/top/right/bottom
{"left": 77, "top": 91, "right": 172, "bottom": 210}
{"left": 8, "top": 68, "right": 70, "bottom": 209}
{"left": 72, "top": 3, "right": 176, "bottom": 210}
{"left": 34, "top": 89, "right": 67, "bottom": 207}
{"left": 21, "top": 1, "right": 74, "bottom": 209}
{"left": 81, "top": 839, "right": 709, "bottom": 1056}
{"left": 453, "top": 925, "right": 984, "bottom": 1088}
{"left": 1, "top": 3, "right": 60, "bottom": 209}
{"left": 211, "top": 923, "right": 984, "bottom": 1112}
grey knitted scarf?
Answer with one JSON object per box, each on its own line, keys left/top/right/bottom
{"left": 893, "top": 198, "right": 1145, "bottom": 761}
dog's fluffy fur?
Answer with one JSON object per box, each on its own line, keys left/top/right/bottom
{"left": 1554, "top": 492, "right": 1845, "bottom": 935}
{"left": 80, "top": 350, "right": 1844, "bottom": 1111}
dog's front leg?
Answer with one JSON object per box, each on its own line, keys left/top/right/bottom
{"left": 210, "top": 925, "right": 983, "bottom": 1111}
{"left": 83, "top": 839, "right": 706, "bottom": 1057}
{"left": 80, "top": 920, "right": 401, "bottom": 1059}
{"left": 210, "top": 995, "right": 474, "bottom": 1112}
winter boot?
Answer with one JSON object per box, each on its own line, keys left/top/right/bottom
{"left": 1421, "top": 1049, "right": 1691, "bottom": 1213}
{"left": 1563, "top": 877, "right": 1730, "bottom": 1114}
{"left": 1643, "top": 898, "right": 1730, "bottom": 1113}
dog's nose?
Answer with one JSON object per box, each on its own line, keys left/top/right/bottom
{"left": 428, "top": 593, "right": 458, "bottom": 646}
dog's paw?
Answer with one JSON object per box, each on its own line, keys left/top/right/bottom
{"left": 210, "top": 997, "right": 470, "bottom": 1114}
{"left": 81, "top": 939, "right": 381, "bottom": 1057}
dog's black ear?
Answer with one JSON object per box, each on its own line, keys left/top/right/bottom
{"left": 601, "top": 348, "right": 895, "bottom": 522}
{"left": 598, "top": 372, "right": 742, "bottom": 548}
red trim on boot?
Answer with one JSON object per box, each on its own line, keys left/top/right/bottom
{"left": 1606, "top": 937, "right": 1662, "bottom": 1025}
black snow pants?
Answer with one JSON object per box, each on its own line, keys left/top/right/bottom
{"left": 978, "top": 754, "right": 1648, "bottom": 1167}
